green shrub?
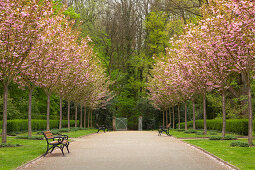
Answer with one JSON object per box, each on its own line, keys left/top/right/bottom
{"left": 209, "top": 132, "right": 217, "bottom": 135}
{"left": 196, "top": 131, "right": 204, "bottom": 135}
{"left": 176, "top": 129, "right": 185, "bottom": 132}
{"left": 0, "top": 143, "right": 22, "bottom": 147}
{"left": 209, "top": 136, "right": 222, "bottom": 140}
{"left": 59, "top": 128, "right": 70, "bottom": 132}
{"left": 230, "top": 141, "right": 249, "bottom": 147}
{"left": 16, "top": 136, "right": 44, "bottom": 140}
{"left": 178, "top": 119, "right": 255, "bottom": 135}
{"left": 50, "top": 129, "right": 61, "bottom": 135}
{"left": 4, "top": 119, "right": 79, "bottom": 132}
{"left": 223, "top": 135, "right": 237, "bottom": 140}
{"left": 184, "top": 129, "right": 197, "bottom": 133}
{"left": 7, "top": 132, "right": 17, "bottom": 136}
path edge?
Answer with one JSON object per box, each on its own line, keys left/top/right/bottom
{"left": 178, "top": 138, "right": 240, "bottom": 170}
{"left": 15, "top": 132, "right": 98, "bottom": 170}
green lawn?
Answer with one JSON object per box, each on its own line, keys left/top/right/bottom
{"left": 0, "top": 129, "right": 97, "bottom": 170}
{"left": 168, "top": 129, "right": 237, "bottom": 138}
{"left": 184, "top": 139, "right": 255, "bottom": 170}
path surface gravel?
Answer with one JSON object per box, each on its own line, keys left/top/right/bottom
{"left": 22, "top": 131, "right": 233, "bottom": 170}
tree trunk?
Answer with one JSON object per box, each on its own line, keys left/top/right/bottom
{"left": 75, "top": 104, "right": 77, "bottom": 127}
{"left": 47, "top": 93, "right": 50, "bottom": 131}
{"left": 59, "top": 95, "right": 62, "bottom": 129}
{"left": 185, "top": 102, "right": 187, "bottom": 130}
{"left": 203, "top": 93, "right": 207, "bottom": 135}
{"left": 162, "top": 111, "right": 165, "bottom": 127}
{"left": 165, "top": 109, "right": 168, "bottom": 125}
{"left": 169, "top": 107, "right": 171, "bottom": 127}
{"left": 84, "top": 107, "right": 86, "bottom": 128}
{"left": 2, "top": 83, "right": 9, "bottom": 143}
{"left": 28, "top": 87, "right": 34, "bottom": 137}
{"left": 222, "top": 90, "right": 226, "bottom": 137}
{"left": 90, "top": 110, "right": 92, "bottom": 128}
{"left": 192, "top": 99, "right": 196, "bottom": 129}
{"left": 172, "top": 106, "right": 175, "bottom": 129}
{"left": 80, "top": 106, "right": 83, "bottom": 128}
{"left": 88, "top": 109, "right": 90, "bottom": 128}
{"left": 247, "top": 76, "right": 253, "bottom": 145}
{"left": 178, "top": 104, "right": 180, "bottom": 129}
{"left": 68, "top": 100, "right": 70, "bottom": 129}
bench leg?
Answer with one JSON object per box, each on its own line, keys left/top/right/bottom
{"left": 50, "top": 146, "right": 55, "bottom": 153}
{"left": 44, "top": 145, "right": 51, "bottom": 156}
{"left": 66, "top": 143, "right": 70, "bottom": 153}
{"left": 59, "top": 145, "right": 65, "bottom": 156}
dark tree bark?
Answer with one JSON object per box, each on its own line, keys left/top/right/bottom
{"left": 59, "top": 95, "right": 63, "bottom": 129}
{"left": 172, "top": 106, "right": 175, "bottom": 129}
{"left": 222, "top": 90, "right": 226, "bottom": 137}
{"left": 246, "top": 74, "right": 253, "bottom": 145}
{"left": 166, "top": 109, "right": 168, "bottom": 125}
{"left": 88, "top": 108, "right": 90, "bottom": 128}
{"left": 184, "top": 102, "right": 187, "bottom": 130}
{"left": 68, "top": 101, "right": 70, "bottom": 129}
{"left": 28, "top": 87, "right": 34, "bottom": 137}
{"left": 46, "top": 93, "right": 51, "bottom": 131}
{"left": 84, "top": 106, "right": 86, "bottom": 128}
{"left": 75, "top": 104, "right": 77, "bottom": 127}
{"left": 192, "top": 99, "right": 196, "bottom": 129}
{"left": 203, "top": 93, "right": 207, "bottom": 135}
{"left": 178, "top": 104, "right": 180, "bottom": 129}
{"left": 90, "top": 110, "right": 93, "bottom": 128}
{"left": 2, "top": 83, "right": 8, "bottom": 143}
{"left": 80, "top": 106, "right": 83, "bottom": 128}
{"left": 162, "top": 111, "right": 165, "bottom": 127}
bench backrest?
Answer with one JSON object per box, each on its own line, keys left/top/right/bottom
{"left": 166, "top": 123, "right": 171, "bottom": 129}
{"left": 43, "top": 131, "right": 54, "bottom": 139}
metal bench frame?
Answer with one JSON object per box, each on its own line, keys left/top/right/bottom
{"left": 43, "top": 131, "right": 70, "bottom": 156}
{"left": 158, "top": 123, "right": 171, "bottom": 136}
{"left": 96, "top": 123, "right": 107, "bottom": 133}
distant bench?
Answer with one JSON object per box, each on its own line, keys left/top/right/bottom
{"left": 96, "top": 123, "right": 107, "bottom": 133}
{"left": 43, "top": 131, "right": 70, "bottom": 156}
{"left": 158, "top": 123, "right": 171, "bottom": 136}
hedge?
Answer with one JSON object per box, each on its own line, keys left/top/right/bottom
{"left": 0, "top": 119, "right": 79, "bottom": 132}
{"left": 178, "top": 119, "right": 255, "bottom": 135}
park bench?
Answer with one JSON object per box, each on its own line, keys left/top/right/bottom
{"left": 43, "top": 131, "right": 70, "bottom": 156}
{"left": 96, "top": 123, "right": 107, "bottom": 133}
{"left": 158, "top": 123, "right": 171, "bottom": 136}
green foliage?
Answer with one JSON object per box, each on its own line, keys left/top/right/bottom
{"left": 184, "top": 129, "right": 197, "bottom": 133}
{"left": 53, "top": 0, "right": 80, "bottom": 19}
{"left": 0, "top": 143, "right": 22, "bottom": 148}
{"left": 178, "top": 119, "right": 254, "bottom": 135}
{"left": 223, "top": 135, "right": 237, "bottom": 140}
{"left": 0, "top": 119, "right": 79, "bottom": 132}
{"left": 208, "top": 135, "right": 238, "bottom": 140}
{"left": 209, "top": 131, "right": 218, "bottom": 135}
{"left": 196, "top": 131, "right": 204, "bottom": 135}
{"left": 145, "top": 11, "right": 169, "bottom": 56}
{"left": 230, "top": 141, "right": 249, "bottom": 147}
{"left": 209, "top": 136, "right": 222, "bottom": 140}
{"left": 16, "top": 136, "right": 44, "bottom": 140}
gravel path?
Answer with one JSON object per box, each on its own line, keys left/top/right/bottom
{"left": 22, "top": 131, "right": 233, "bottom": 170}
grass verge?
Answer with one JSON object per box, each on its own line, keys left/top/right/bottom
{"left": 183, "top": 138, "right": 255, "bottom": 169}
{"left": 0, "top": 128, "right": 97, "bottom": 170}
{"left": 168, "top": 129, "right": 237, "bottom": 138}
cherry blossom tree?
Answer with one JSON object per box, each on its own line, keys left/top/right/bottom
{"left": 0, "top": 0, "right": 53, "bottom": 143}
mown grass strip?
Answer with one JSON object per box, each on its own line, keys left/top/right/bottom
{"left": 184, "top": 139, "right": 255, "bottom": 169}
{"left": 0, "top": 129, "right": 97, "bottom": 170}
